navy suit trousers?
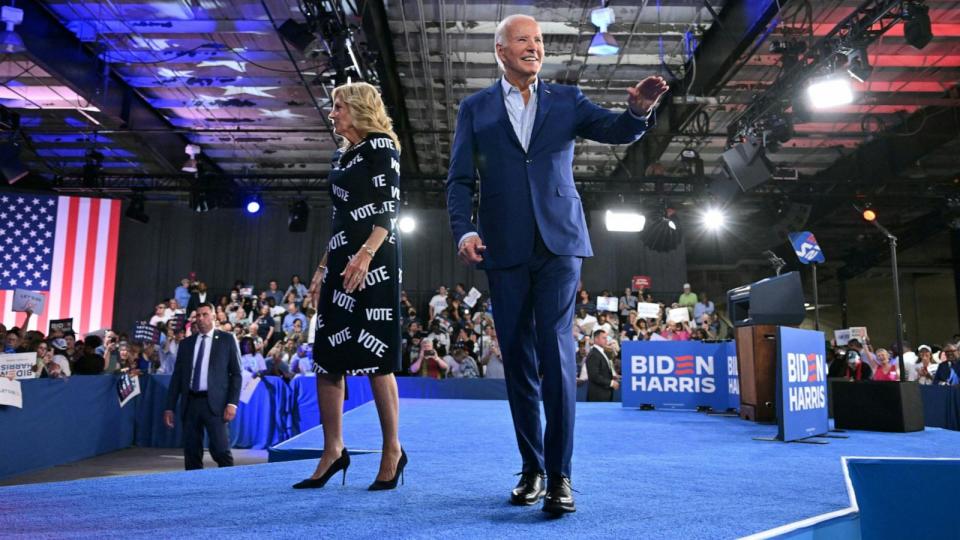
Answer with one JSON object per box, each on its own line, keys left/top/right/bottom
{"left": 486, "top": 231, "right": 580, "bottom": 477}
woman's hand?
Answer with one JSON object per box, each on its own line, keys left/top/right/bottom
{"left": 306, "top": 264, "right": 326, "bottom": 308}
{"left": 341, "top": 251, "right": 373, "bottom": 293}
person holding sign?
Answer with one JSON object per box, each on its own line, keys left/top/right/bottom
{"left": 163, "top": 303, "right": 242, "bottom": 470}
{"left": 446, "top": 13, "right": 667, "bottom": 514}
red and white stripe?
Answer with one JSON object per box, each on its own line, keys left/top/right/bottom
{"left": 0, "top": 196, "right": 121, "bottom": 335}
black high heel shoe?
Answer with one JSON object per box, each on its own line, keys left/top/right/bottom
{"left": 368, "top": 447, "right": 407, "bottom": 491}
{"left": 292, "top": 448, "right": 350, "bottom": 489}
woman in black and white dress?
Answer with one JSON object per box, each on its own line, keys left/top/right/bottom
{"left": 293, "top": 82, "right": 406, "bottom": 491}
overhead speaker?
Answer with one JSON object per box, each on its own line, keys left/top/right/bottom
{"left": 278, "top": 19, "right": 316, "bottom": 53}
{"left": 721, "top": 137, "right": 773, "bottom": 192}
{"left": 288, "top": 199, "right": 309, "bottom": 232}
{"left": 0, "top": 140, "right": 28, "bottom": 183}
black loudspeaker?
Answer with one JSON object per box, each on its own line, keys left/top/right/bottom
{"left": 831, "top": 381, "right": 925, "bottom": 432}
{"left": 278, "top": 19, "right": 316, "bottom": 53}
{"left": 721, "top": 137, "right": 773, "bottom": 191}
{"left": 727, "top": 271, "right": 806, "bottom": 327}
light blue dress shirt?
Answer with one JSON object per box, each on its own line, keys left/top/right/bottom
{"left": 500, "top": 77, "right": 538, "bottom": 152}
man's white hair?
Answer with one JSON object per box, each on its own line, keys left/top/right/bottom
{"left": 494, "top": 14, "right": 538, "bottom": 71}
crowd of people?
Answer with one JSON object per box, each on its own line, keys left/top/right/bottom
{"left": 3, "top": 276, "right": 959, "bottom": 400}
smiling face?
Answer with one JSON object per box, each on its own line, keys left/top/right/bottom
{"left": 496, "top": 16, "right": 544, "bottom": 83}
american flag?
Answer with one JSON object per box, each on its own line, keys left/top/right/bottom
{"left": 0, "top": 193, "right": 121, "bottom": 335}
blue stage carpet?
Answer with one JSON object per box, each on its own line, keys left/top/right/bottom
{"left": 2, "top": 399, "right": 958, "bottom": 539}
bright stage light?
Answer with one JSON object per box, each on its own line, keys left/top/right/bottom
{"left": 244, "top": 194, "right": 262, "bottom": 214}
{"left": 806, "top": 76, "right": 854, "bottom": 109}
{"left": 605, "top": 210, "right": 645, "bottom": 232}
{"left": 588, "top": 7, "right": 619, "bottom": 56}
{"left": 862, "top": 208, "right": 877, "bottom": 222}
{"left": 398, "top": 216, "right": 416, "bottom": 234}
{"left": 702, "top": 207, "right": 726, "bottom": 231}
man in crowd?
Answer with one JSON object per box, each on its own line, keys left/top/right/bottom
{"left": 174, "top": 278, "right": 192, "bottom": 310}
{"left": 618, "top": 288, "right": 637, "bottom": 325}
{"left": 693, "top": 292, "right": 714, "bottom": 325}
{"left": 281, "top": 302, "right": 308, "bottom": 335}
{"left": 678, "top": 283, "right": 697, "bottom": 320}
{"left": 266, "top": 280, "right": 285, "bottom": 305}
{"left": 933, "top": 343, "right": 959, "bottom": 385}
{"left": 429, "top": 286, "right": 449, "bottom": 321}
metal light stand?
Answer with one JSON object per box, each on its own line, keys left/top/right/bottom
{"left": 867, "top": 218, "right": 907, "bottom": 380}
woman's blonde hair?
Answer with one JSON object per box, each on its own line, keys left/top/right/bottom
{"left": 331, "top": 82, "right": 401, "bottom": 152}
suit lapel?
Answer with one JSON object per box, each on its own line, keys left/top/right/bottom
{"left": 529, "top": 80, "right": 552, "bottom": 151}
{"left": 492, "top": 82, "right": 524, "bottom": 152}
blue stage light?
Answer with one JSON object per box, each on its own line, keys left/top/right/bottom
{"left": 244, "top": 194, "right": 262, "bottom": 214}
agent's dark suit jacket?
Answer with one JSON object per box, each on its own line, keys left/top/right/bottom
{"left": 166, "top": 330, "right": 242, "bottom": 416}
{"left": 933, "top": 361, "right": 960, "bottom": 385}
{"left": 585, "top": 347, "right": 615, "bottom": 402}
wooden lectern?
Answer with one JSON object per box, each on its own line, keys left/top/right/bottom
{"left": 735, "top": 325, "right": 778, "bottom": 422}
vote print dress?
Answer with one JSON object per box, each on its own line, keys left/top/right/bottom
{"left": 313, "top": 132, "right": 402, "bottom": 375}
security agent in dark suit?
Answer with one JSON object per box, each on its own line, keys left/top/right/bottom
{"left": 164, "top": 302, "right": 242, "bottom": 470}
{"left": 585, "top": 329, "right": 619, "bottom": 402}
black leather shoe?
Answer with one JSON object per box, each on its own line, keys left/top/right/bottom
{"left": 510, "top": 471, "right": 546, "bottom": 506}
{"left": 542, "top": 475, "right": 576, "bottom": 515}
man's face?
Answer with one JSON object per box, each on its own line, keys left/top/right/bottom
{"left": 288, "top": 303, "right": 297, "bottom": 314}
{"left": 269, "top": 281, "right": 278, "bottom": 291}
{"left": 5, "top": 333, "right": 18, "bottom": 349}
{"left": 943, "top": 346, "right": 958, "bottom": 363}
{"left": 594, "top": 332, "right": 607, "bottom": 348}
{"left": 195, "top": 306, "right": 215, "bottom": 334}
{"left": 497, "top": 17, "right": 543, "bottom": 80}
{"left": 438, "top": 287, "right": 447, "bottom": 297}
{"left": 65, "top": 334, "right": 75, "bottom": 347}
{"left": 181, "top": 279, "right": 189, "bottom": 288}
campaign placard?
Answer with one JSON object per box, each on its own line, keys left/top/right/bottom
{"left": 637, "top": 302, "right": 660, "bottom": 319}
{"left": 0, "top": 377, "right": 23, "bottom": 408}
{"left": 48, "top": 318, "right": 73, "bottom": 334}
{"left": 595, "top": 296, "right": 618, "bottom": 312}
{"left": 776, "top": 327, "right": 829, "bottom": 442}
{"left": 621, "top": 340, "right": 736, "bottom": 410}
{"left": 12, "top": 289, "right": 45, "bottom": 314}
{"left": 727, "top": 350, "right": 740, "bottom": 411}
{"left": 0, "top": 353, "right": 38, "bottom": 380}
{"left": 788, "top": 231, "right": 826, "bottom": 265}
{"left": 631, "top": 275, "right": 652, "bottom": 291}
{"left": 667, "top": 307, "right": 690, "bottom": 324}
{"left": 117, "top": 372, "right": 141, "bottom": 407}
{"left": 133, "top": 321, "right": 160, "bottom": 344}
{"left": 463, "top": 287, "right": 482, "bottom": 309}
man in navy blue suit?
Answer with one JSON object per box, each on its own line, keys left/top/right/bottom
{"left": 446, "top": 14, "right": 668, "bottom": 515}
{"left": 164, "top": 303, "right": 242, "bottom": 470}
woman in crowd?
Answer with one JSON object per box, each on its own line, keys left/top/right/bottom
{"left": 872, "top": 348, "right": 899, "bottom": 381}
{"left": 912, "top": 344, "right": 938, "bottom": 385}
{"left": 410, "top": 339, "right": 447, "bottom": 379}
{"left": 293, "top": 82, "right": 406, "bottom": 492}
{"left": 577, "top": 289, "right": 595, "bottom": 315}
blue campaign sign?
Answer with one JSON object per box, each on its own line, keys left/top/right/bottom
{"left": 788, "top": 231, "right": 826, "bottom": 264}
{"left": 776, "top": 327, "right": 829, "bottom": 441}
{"left": 621, "top": 341, "right": 737, "bottom": 410}
{"left": 726, "top": 349, "right": 740, "bottom": 411}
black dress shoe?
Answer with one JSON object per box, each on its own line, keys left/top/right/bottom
{"left": 542, "top": 475, "right": 576, "bottom": 515}
{"left": 510, "top": 471, "right": 546, "bottom": 506}
{"left": 368, "top": 447, "right": 408, "bottom": 491}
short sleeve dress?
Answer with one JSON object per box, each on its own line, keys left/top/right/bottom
{"left": 313, "top": 133, "right": 402, "bottom": 376}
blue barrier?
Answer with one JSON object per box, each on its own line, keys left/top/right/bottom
{"left": 0, "top": 376, "right": 137, "bottom": 480}
{"left": 621, "top": 341, "right": 738, "bottom": 410}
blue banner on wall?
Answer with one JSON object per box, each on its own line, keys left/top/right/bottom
{"left": 776, "top": 327, "right": 829, "bottom": 441}
{"left": 622, "top": 341, "right": 737, "bottom": 411}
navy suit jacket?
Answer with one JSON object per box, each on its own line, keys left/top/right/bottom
{"left": 447, "top": 80, "right": 652, "bottom": 269}
{"left": 166, "top": 330, "right": 242, "bottom": 416}
{"left": 933, "top": 361, "right": 960, "bottom": 385}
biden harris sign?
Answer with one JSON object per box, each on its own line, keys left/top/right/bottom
{"left": 776, "top": 327, "right": 829, "bottom": 441}
{"left": 622, "top": 341, "right": 738, "bottom": 411}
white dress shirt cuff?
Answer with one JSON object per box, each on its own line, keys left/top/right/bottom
{"left": 458, "top": 232, "right": 480, "bottom": 250}
{"left": 226, "top": 403, "right": 238, "bottom": 410}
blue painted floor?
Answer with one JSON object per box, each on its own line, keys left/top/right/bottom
{"left": 2, "top": 399, "right": 958, "bottom": 539}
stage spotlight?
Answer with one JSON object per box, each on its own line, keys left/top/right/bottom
{"left": 0, "top": 5, "right": 26, "bottom": 54}
{"left": 604, "top": 209, "right": 645, "bottom": 232}
{"left": 862, "top": 206, "right": 877, "bottom": 222}
{"left": 902, "top": 2, "right": 933, "bottom": 50}
{"left": 398, "top": 216, "right": 416, "bottom": 234}
{"left": 642, "top": 204, "right": 682, "bottom": 252}
{"left": 702, "top": 207, "right": 726, "bottom": 231}
{"left": 845, "top": 48, "right": 873, "bottom": 83}
{"left": 278, "top": 18, "right": 316, "bottom": 53}
{"left": 806, "top": 75, "right": 853, "bottom": 109}
{"left": 588, "top": 6, "right": 619, "bottom": 56}
{"left": 125, "top": 193, "right": 149, "bottom": 224}
{"left": 182, "top": 144, "right": 200, "bottom": 173}
{"left": 288, "top": 199, "right": 309, "bottom": 232}
{"left": 244, "top": 194, "right": 262, "bottom": 214}
{"left": 0, "top": 139, "right": 27, "bottom": 183}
